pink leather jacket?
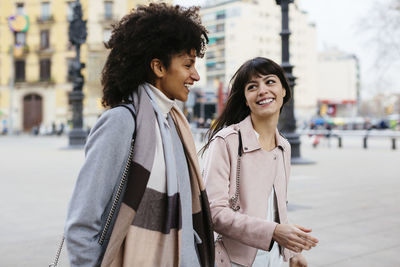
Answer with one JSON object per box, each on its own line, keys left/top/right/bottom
{"left": 203, "top": 116, "right": 295, "bottom": 266}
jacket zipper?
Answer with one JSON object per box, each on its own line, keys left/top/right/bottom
{"left": 98, "top": 139, "right": 135, "bottom": 245}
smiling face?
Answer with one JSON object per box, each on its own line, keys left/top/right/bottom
{"left": 244, "top": 74, "right": 286, "bottom": 119}
{"left": 152, "top": 49, "right": 200, "bottom": 102}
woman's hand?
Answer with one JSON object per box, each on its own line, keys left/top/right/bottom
{"left": 272, "top": 224, "right": 318, "bottom": 253}
{"left": 290, "top": 254, "right": 308, "bottom": 267}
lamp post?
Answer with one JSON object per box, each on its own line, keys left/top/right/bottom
{"left": 68, "top": 0, "right": 87, "bottom": 146}
{"left": 276, "top": 0, "right": 311, "bottom": 164}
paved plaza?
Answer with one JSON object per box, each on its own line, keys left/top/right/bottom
{"left": 1, "top": 134, "right": 399, "bottom": 266}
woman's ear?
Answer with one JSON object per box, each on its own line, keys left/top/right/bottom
{"left": 282, "top": 88, "right": 286, "bottom": 97}
{"left": 150, "top": 58, "right": 165, "bottom": 79}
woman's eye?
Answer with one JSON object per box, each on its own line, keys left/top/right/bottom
{"left": 247, "top": 85, "right": 257, "bottom": 90}
{"left": 266, "top": 79, "right": 275, "bottom": 84}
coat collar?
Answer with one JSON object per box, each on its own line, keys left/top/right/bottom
{"left": 237, "top": 115, "right": 288, "bottom": 153}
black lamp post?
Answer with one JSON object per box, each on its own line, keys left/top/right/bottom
{"left": 276, "top": 0, "right": 311, "bottom": 164}
{"left": 68, "top": 0, "right": 87, "bottom": 146}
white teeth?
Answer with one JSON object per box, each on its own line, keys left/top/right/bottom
{"left": 258, "top": 99, "right": 273, "bottom": 105}
{"left": 184, "top": 84, "right": 192, "bottom": 90}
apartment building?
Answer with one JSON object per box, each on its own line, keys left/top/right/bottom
{"left": 197, "top": 0, "right": 319, "bottom": 120}
{"left": 0, "top": 0, "right": 171, "bottom": 133}
{"left": 317, "top": 48, "right": 360, "bottom": 117}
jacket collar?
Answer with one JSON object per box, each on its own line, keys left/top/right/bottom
{"left": 237, "top": 115, "right": 287, "bottom": 153}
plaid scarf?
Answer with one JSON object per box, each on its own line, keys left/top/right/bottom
{"left": 100, "top": 84, "right": 214, "bottom": 267}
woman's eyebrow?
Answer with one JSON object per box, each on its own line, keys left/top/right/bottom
{"left": 262, "top": 75, "right": 276, "bottom": 80}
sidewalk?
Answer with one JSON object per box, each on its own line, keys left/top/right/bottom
{"left": 0, "top": 135, "right": 399, "bottom": 266}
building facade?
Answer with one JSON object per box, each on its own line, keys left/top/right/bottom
{"left": 316, "top": 48, "right": 360, "bottom": 118}
{"left": 0, "top": 0, "right": 171, "bottom": 133}
{"left": 197, "top": 0, "right": 319, "bottom": 121}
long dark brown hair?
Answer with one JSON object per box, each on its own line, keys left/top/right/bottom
{"left": 201, "top": 57, "right": 292, "bottom": 154}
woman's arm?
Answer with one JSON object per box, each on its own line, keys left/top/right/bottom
{"left": 64, "top": 107, "right": 135, "bottom": 267}
{"left": 204, "top": 136, "right": 278, "bottom": 251}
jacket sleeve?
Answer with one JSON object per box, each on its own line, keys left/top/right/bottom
{"left": 203, "top": 136, "right": 278, "bottom": 251}
{"left": 64, "top": 107, "right": 135, "bottom": 267}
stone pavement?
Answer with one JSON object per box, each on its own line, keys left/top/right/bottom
{"left": 0, "top": 134, "right": 399, "bottom": 267}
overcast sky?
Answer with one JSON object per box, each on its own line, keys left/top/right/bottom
{"left": 174, "top": 0, "right": 400, "bottom": 99}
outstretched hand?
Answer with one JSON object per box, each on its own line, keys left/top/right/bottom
{"left": 272, "top": 224, "right": 318, "bottom": 253}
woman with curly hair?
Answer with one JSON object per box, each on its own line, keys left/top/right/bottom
{"left": 202, "top": 57, "right": 318, "bottom": 267}
{"left": 64, "top": 3, "right": 214, "bottom": 267}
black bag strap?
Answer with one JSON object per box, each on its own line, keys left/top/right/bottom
{"left": 237, "top": 130, "right": 243, "bottom": 157}
{"left": 116, "top": 104, "right": 137, "bottom": 139}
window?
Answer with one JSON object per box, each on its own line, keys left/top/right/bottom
{"left": 40, "top": 30, "right": 49, "bottom": 49}
{"left": 104, "top": 1, "right": 113, "bottom": 19}
{"left": 16, "top": 3, "right": 25, "bottom": 15}
{"left": 41, "top": 2, "right": 51, "bottom": 20}
{"left": 216, "top": 10, "right": 226, "bottom": 20}
{"left": 103, "top": 29, "right": 112, "bottom": 43}
{"left": 67, "top": 2, "right": 76, "bottom": 21}
{"left": 15, "top": 32, "right": 26, "bottom": 45}
{"left": 40, "top": 59, "right": 51, "bottom": 81}
{"left": 207, "top": 25, "right": 216, "bottom": 33}
{"left": 216, "top": 24, "right": 225, "bottom": 32}
{"left": 207, "top": 51, "right": 216, "bottom": 59}
{"left": 216, "top": 37, "right": 225, "bottom": 45}
{"left": 15, "top": 60, "right": 26, "bottom": 82}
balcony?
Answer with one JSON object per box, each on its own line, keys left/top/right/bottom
{"left": 35, "top": 45, "right": 54, "bottom": 55}
{"left": 10, "top": 44, "right": 29, "bottom": 58}
{"left": 99, "top": 13, "right": 119, "bottom": 26}
{"left": 36, "top": 15, "right": 55, "bottom": 24}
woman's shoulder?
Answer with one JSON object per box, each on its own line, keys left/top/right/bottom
{"left": 277, "top": 131, "right": 291, "bottom": 151}
{"left": 213, "top": 123, "right": 240, "bottom": 140}
{"left": 89, "top": 105, "right": 136, "bottom": 137}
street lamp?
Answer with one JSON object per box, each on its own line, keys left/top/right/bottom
{"left": 276, "top": 0, "right": 311, "bottom": 164}
{"left": 68, "top": 0, "right": 87, "bottom": 146}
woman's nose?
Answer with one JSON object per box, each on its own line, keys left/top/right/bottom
{"left": 258, "top": 84, "right": 268, "bottom": 95}
{"left": 191, "top": 67, "right": 200, "bottom": 81}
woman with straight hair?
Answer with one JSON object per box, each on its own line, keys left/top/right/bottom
{"left": 202, "top": 57, "right": 318, "bottom": 267}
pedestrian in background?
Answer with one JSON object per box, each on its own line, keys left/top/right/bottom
{"left": 64, "top": 3, "right": 214, "bottom": 266}
{"left": 202, "top": 57, "right": 318, "bottom": 267}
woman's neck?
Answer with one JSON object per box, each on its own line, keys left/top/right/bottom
{"left": 250, "top": 113, "right": 279, "bottom": 151}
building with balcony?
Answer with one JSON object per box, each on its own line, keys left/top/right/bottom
{"left": 197, "top": 0, "right": 319, "bottom": 121}
{"left": 0, "top": 0, "right": 171, "bottom": 133}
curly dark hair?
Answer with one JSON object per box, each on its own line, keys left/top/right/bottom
{"left": 101, "top": 3, "right": 208, "bottom": 107}
{"left": 200, "top": 57, "right": 292, "bottom": 154}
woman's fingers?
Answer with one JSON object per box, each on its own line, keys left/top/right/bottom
{"left": 290, "top": 236, "right": 312, "bottom": 250}
{"left": 294, "top": 224, "right": 312, "bottom": 233}
{"left": 297, "top": 231, "right": 319, "bottom": 245}
{"left": 294, "top": 225, "right": 319, "bottom": 245}
{"left": 287, "top": 243, "right": 303, "bottom": 253}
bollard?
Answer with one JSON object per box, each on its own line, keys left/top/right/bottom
{"left": 392, "top": 138, "right": 396, "bottom": 150}
{"left": 338, "top": 136, "right": 342, "bottom": 148}
{"left": 363, "top": 136, "right": 367, "bottom": 149}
